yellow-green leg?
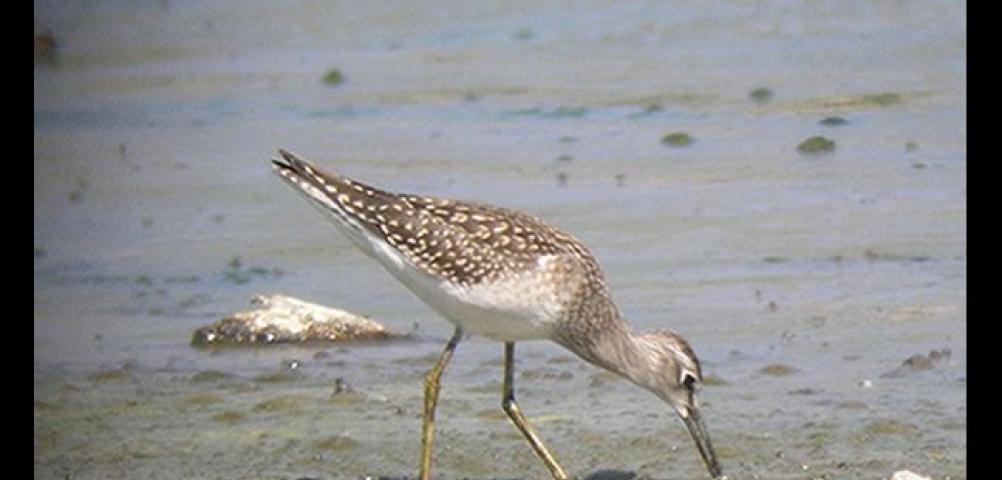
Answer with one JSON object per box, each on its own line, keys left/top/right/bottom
{"left": 502, "top": 342, "right": 569, "bottom": 480}
{"left": 418, "top": 327, "right": 463, "bottom": 480}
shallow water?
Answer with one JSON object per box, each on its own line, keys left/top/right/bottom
{"left": 35, "top": 1, "right": 965, "bottom": 479}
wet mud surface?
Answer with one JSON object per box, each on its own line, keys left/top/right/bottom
{"left": 35, "top": 1, "right": 965, "bottom": 479}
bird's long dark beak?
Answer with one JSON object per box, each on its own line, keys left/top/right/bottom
{"left": 681, "top": 406, "right": 722, "bottom": 479}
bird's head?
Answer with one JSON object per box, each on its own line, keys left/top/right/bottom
{"left": 631, "top": 330, "right": 723, "bottom": 479}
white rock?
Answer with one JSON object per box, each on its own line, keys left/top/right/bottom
{"left": 890, "top": 470, "right": 932, "bottom": 480}
{"left": 192, "top": 294, "right": 401, "bottom": 345}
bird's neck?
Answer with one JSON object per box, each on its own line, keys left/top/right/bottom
{"left": 557, "top": 307, "right": 657, "bottom": 389}
{"left": 550, "top": 285, "right": 659, "bottom": 389}
{"left": 591, "top": 324, "right": 661, "bottom": 388}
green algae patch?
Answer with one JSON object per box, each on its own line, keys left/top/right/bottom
{"left": 837, "top": 400, "right": 869, "bottom": 410}
{"left": 800, "top": 422, "right": 839, "bottom": 453}
{"left": 313, "top": 434, "right": 361, "bottom": 452}
{"left": 817, "top": 91, "right": 911, "bottom": 110}
{"left": 211, "top": 410, "right": 247, "bottom": 424}
{"left": 661, "top": 132, "right": 694, "bottom": 147}
{"left": 329, "top": 390, "right": 366, "bottom": 406}
{"left": 253, "top": 371, "right": 298, "bottom": 384}
{"left": 609, "top": 92, "right": 718, "bottom": 109}
{"left": 701, "top": 374, "right": 729, "bottom": 386}
{"left": 544, "top": 106, "right": 589, "bottom": 118}
{"left": 182, "top": 393, "right": 224, "bottom": 406}
{"left": 641, "top": 103, "right": 664, "bottom": 114}
{"left": 252, "top": 394, "right": 311, "bottom": 413}
{"left": 628, "top": 103, "right": 665, "bottom": 118}
{"left": 507, "top": 106, "right": 589, "bottom": 119}
{"left": 797, "top": 136, "right": 836, "bottom": 154}
{"left": 87, "top": 369, "right": 129, "bottom": 382}
{"left": 866, "top": 419, "right": 918, "bottom": 436}
{"left": 221, "top": 256, "right": 281, "bottom": 285}
{"left": 322, "top": 68, "right": 345, "bottom": 86}
{"left": 860, "top": 92, "right": 903, "bottom": 107}
{"left": 749, "top": 87, "right": 774, "bottom": 103}
{"left": 819, "top": 116, "right": 848, "bottom": 126}
{"left": 513, "top": 28, "right": 535, "bottom": 41}
{"left": 190, "top": 370, "right": 233, "bottom": 383}
{"left": 759, "top": 363, "right": 798, "bottom": 376}
{"left": 853, "top": 419, "right": 919, "bottom": 444}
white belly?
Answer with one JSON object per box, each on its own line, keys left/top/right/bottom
{"left": 366, "top": 237, "right": 565, "bottom": 341}
{"left": 426, "top": 276, "right": 559, "bottom": 341}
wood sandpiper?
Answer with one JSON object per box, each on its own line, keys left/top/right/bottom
{"left": 271, "top": 149, "right": 722, "bottom": 479}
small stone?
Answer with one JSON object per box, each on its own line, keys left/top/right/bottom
{"left": 890, "top": 469, "right": 931, "bottom": 480}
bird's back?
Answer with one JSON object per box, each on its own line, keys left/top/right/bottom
{"left": 272, "top": 150, "right": 622, "bottom": 342}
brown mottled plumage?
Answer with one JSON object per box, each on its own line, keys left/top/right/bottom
{"left": 270, "top": 149, "right": 722, "bottom": 480}
{"left": 273, "top": 149, "right": 598, "bottom": 288}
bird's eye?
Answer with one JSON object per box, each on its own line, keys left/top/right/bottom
{"left": 681, "top": 371, "right": 698, "bottom": 390}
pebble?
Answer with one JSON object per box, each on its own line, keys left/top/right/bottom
{"left": 890, "top": 470, "right": 932, "bottom": 480}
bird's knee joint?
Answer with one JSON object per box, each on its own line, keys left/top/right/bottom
{"left": 424, "top": 375, "right": 439, "bottom": 393}
{"left": 424, "top": 365, "right": 443, "bottom": 383}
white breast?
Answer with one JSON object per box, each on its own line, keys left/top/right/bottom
{"left": 374, "top": 247, "right": 571, "bottom": 342}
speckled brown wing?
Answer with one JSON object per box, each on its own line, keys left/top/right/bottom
{"left": 272, "top": 149, "right": 606, "bottom": 289}
{"left": 391, "top": 194, "right": 608, "bottom": 286}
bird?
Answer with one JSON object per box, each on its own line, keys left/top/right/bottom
{"left": 270, "top": 149, "right": 722, "bottom": 479}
